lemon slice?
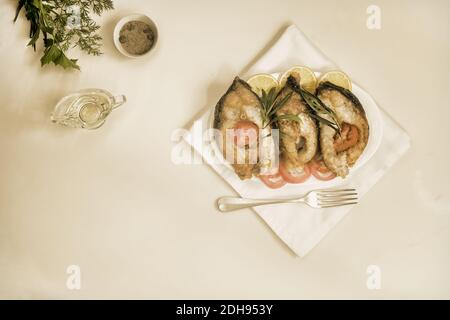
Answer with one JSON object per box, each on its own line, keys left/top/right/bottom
{"left": 318, "top": 70, "right": 352, "bottom": 91}
{"left": 247, "top": 74, "right": 279, "bottom": 96}
{"left": 279, "top": 66, "right": 317, "bottom": 94}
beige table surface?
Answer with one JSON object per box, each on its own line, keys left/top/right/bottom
{"left": 0, "top": 0, "right": 449, "bottom": 299}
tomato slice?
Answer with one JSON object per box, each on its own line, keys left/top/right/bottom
{"left": 259, "top": 172, "right": 287, "bottom": 189}
{"left": 279, "top": 161, "right": 311, "bottom": 184}
{"left": 334, "top": 123, "right": 359, "bottom": 153}
{"left": 233, "top": 120, "right": 259, "bottom": 148}
{"left": 309, "top": 157, "right": 336, "bottom": 181}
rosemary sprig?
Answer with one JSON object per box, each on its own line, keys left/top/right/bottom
{"left": 299, "top": 88, "right": 341, "bottom": 133}
{"left": 307, "top": 111, "right": 339, "bottom": 130}
{"left": 260, "top": 87, "right": 292, "bottom": 128}
{"left": 266, "top": 113, "right": 302, "bottom": 128}
{"left": 268, "top": 92, "right": 292, "bottom": 118}
{"left": 256, "top": 78, "right": 341, "bottom": 134}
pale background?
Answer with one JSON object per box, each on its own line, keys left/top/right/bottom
{"left": 0, "top": 0, "right": 449, "bottom": 299}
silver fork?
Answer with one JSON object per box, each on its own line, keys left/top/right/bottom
{"left": 217, "top": 189, "right": 358, "bottom": 212}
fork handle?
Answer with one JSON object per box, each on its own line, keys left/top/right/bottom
{"left": 217, "top": 196, "right": 301, "bottom": 212}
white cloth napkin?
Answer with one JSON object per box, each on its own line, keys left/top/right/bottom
{"left": 185, "top": 25, "right": 410, "bottom": 257}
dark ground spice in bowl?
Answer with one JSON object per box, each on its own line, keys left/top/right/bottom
{"left": 118, "top": 21, "right": 155, "bottom": 56}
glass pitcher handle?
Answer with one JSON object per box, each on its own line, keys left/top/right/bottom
{"left": 112, "top": 94, "right": 127, "bottom": 109}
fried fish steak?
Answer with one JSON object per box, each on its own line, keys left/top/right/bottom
{"left": 213, "top": 77, "right": 269, "bottom": 180}
{"left": 276, "top": 75, "right": 318, "bottom": 169}
{"left": 317, "top": 81, "right": 369, "bottom": 177}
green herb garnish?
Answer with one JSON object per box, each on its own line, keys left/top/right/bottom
{"left": 14, "top": 0, "right": 114, "bottom": 70}
{"left": 299, "top": 88, "right": 341, "bottom": 133}
{"left": 260, "top": 87, "right": 293, "bottom": 128}
{"left": 256, "top": 77, "right": 341, "bottom": 133}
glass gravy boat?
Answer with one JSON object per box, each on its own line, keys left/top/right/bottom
{"left": 51, "top": 89, "right": 126, "bottom": 129}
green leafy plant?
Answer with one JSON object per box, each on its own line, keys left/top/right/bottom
{"left": 14, "top": 0, "right": 114, "bottom": 70}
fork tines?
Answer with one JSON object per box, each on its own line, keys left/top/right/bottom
{"left": 316, "top": 188, "right": 358, "bottom": 208}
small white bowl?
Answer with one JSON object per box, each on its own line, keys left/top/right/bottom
{"left": 113, "top": 14, "right": 158, "bottom": 58}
